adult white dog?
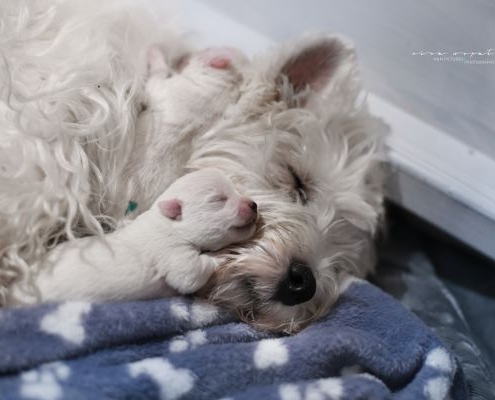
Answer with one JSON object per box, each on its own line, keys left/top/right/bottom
{"left": 0, "top": 0, "right": 386, "bottom": 332}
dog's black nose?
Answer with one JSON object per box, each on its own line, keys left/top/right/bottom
{"left": 249, "top": 201, "right": 257, "bottom": 212}
{"left": 273, "top": 260, "right": 316, "bottom": 306}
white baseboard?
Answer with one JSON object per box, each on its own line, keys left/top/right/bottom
{"left": 183, "top": 0, "right": 495, "bottom": 260}
{"left": 368, "top": 95, "right": 495, "bottom": 260}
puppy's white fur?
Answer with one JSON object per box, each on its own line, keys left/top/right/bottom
{"left": 0, "top": 1, "right": 387, "bottom": 332}
{"left": 7, "top": 169, "right": 257, "bottom": 305}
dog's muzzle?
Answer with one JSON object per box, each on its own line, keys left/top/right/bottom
{"left": 273, "top": 260, "right": 316, "bottom": 306}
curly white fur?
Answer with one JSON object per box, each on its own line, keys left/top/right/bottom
{"left": 0, "top": 0, "right": 186, "bottom": 300}
{"left": 0, "top": 0, "right": 387, "bottom": 333}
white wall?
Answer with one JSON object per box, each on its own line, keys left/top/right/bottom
{"left": 195, "top": 0, "right": 495, "bottom": 159}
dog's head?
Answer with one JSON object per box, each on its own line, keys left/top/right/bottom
{"left": 189, "top": 35, "right": 386, "bottom": 333}
{"left": 155, "top": 168, "right": 258, "bottom": 251}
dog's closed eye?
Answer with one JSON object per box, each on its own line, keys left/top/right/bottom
{"left": 288, "top": 166, "right": 308, "bottom": 205}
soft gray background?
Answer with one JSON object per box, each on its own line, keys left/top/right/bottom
{"left": 194, "top": 0, "right": 495, "bottom": 159}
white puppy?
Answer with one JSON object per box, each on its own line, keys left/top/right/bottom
{"left": 122, "top": 44, "right": 248, "bottom": 215}
{"left": 6, "top": 169, "right": 258, "bottom": 305}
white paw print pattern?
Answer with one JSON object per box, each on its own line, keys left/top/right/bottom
{"left": 423, "top": 347, "right": 455, "bottom": 400}
{"left": 190, "top": 302, "right": 219, "bottom": 325}
{"left": 424, "top": 377, "right": 450, "bottom": 400}
{"left": 425, "top": 347, "right": 454, "bottom": 373}
{"left": 279, "top": 384, "right": 301, "bottom": 400}
{"left": 128, "top": 357, "right": 195, "bottom": 400}
{"left": 278, "top": 378, "right": 343, "bottom": 400}
{"left": 170, "top": 302, "right": 189, "bottom": 321}
{"left": 40, "top": 302, "right": 91, "bottom": 345}
{"left": 169, "top": 329, "right": 207, "bottom": 353}
{"left": 170, "top": 300, "right": 219, "bottom": 326}
{"left": 253, "top": 338, "right": 289, "bottom": 369}
{"left": 20, "top": 362, "right": 71, "bottom": 400}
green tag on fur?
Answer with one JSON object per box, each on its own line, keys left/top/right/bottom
{"left": 125, "top": 201, "right": 138, "bottom": 215}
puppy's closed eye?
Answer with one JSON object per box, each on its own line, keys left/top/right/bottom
{"left": 210, "top": 195, "right": 228, "bottom": 204}
{"left": 288, "top": 166, "right": 308, "bottom": 205}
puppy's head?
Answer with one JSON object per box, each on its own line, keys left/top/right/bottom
{"left": 156, "top": 168, "right": 258, "bottom": 251}
{"left": 190, "top": 35, "right": 386, "bottom": 333}
{"left": 143, "top": 45, "right": 248, "bottom": 127}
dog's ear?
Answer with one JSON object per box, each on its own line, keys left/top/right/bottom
{"left": 147, "top": 45, "right": 171, "bottom": 75}
{"left": 158, "top": 199, "right": 182, "bottom": 220}
{"left": 278, "top": 36, "right": 354, "bottom": 105}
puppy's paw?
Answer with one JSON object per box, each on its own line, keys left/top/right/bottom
{"left": 165, "top": 254, "right": 219, "bottom": 295}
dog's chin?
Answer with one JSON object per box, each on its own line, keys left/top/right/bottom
{"left": 229, "top": 221, "right": 257, "bottom": 241}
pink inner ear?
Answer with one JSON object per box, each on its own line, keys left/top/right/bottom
{"left": 175, "top": 54, "right": 191, "bottom": 72}
{"left": 281, "top": 39, "right": 343, "bottom": 93}
{"left": 158, "top": 199, "right": 182, "bottom": 220}
{"left": 209, "top": 56, "right": 231, "bottom": 69}
{"left": 197, "top": 47, "right": 242, "bottom": 70}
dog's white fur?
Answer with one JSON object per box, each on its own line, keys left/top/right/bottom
{"left": 6, "top": 169, "right": 257, "bottom": 305}
{"left": 0, "top": 0, "right": 386, "bottom": 332}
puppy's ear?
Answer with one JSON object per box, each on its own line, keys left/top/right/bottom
{"left": 158, "top": 199, "right": 182, "bottom": 220}
{"left": 278, "top": 36, "right": 354, "bottom": 105}
{"left": 147, "top": 45, "right": 171, "bottom": 75}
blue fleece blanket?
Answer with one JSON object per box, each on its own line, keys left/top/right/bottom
{"left": 0, "top": 279, "right": 467, "bottom": 400}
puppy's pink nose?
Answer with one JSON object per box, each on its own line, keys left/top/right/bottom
{"left": 238, "top": 198, "right": 258, "bottom": 222}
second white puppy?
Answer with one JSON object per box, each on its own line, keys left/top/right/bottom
{"left": 8, "top": 169, "right": 258, "bottom": 305}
